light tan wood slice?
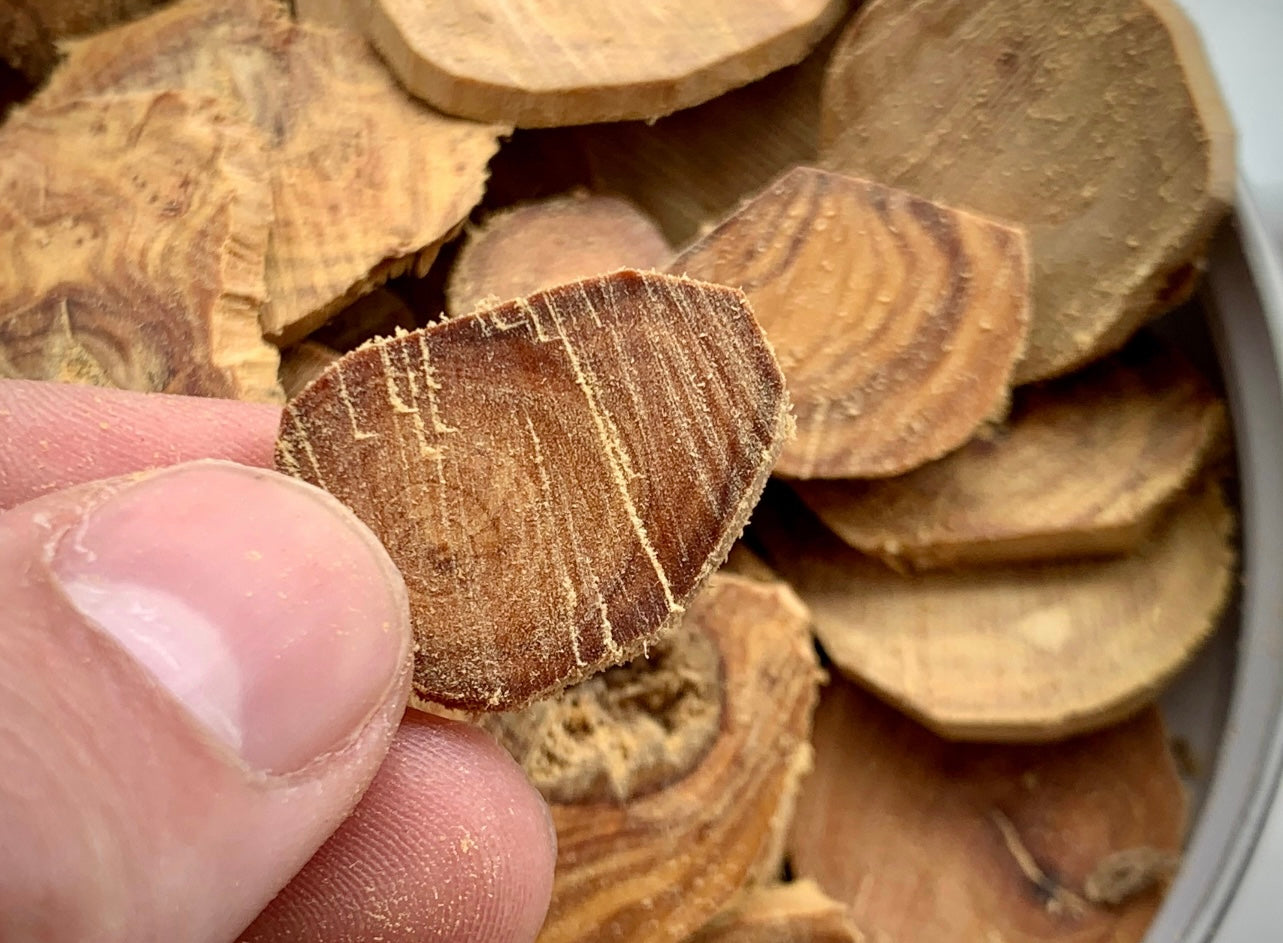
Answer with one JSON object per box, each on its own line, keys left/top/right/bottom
{"left": 279, "top": 340, "right": 341, "bottom": 399}
{"left": 277, "top": 271, "right": 793, "bottom": 711}
{"left": 0, "top": 91, "right": 280, "bottom": 402}
{"left": 0, "top": 0, "right": 169, "bottom": 82}
{"left": 753, "top": 480, "right": 1235, "bottom": 741}
{"left": 819, "top": 0, "right": 1235, "bottom": 384}
{"left": 795, "top": 336, "right": 1227, "bottom": 569}
{"left": 688, "top": 881, "right": 864, "bottom": 943}
{"left": 788, "top": 680, "right": 1186, "bottom": 943}
{"left": 485, "top": 573, "right": 821, "bottom": 943}
{"left": 364, "top": 0, "right": 849, "bottom": 127}
{"left": 670, "top": 166, "right": 1030, "bottom": 479}
{"left": 446, "top": 192, "right": 672, "bottom": 317}
{"left": 38, "top": 0, "right": 505, "bottom": 346}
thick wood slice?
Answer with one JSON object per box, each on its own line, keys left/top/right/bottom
{"left": 0, "top": 0, "right": 169, "bottom": 82}
{"left": 446, "top": 193, "right": 672, "bottom": 317}
{"left": 39, "top": 0, "right": 505, "bottom": 345}
{"left": 795, "top": 336, "right": 1227, "bottom": 569}
{"left": 688, "top": 881, "right": 863, "bottom": 943}
{"left": 753, "top": 480, "right": 1235, "bottom": 740}
{"left": 0, "top": 92, "right": 280, "bottom": 401}
{"left": 364, "top": 0, "right": 848, "bottom": 127}
{"left": 277, "top": 271, "right": 792, "bottom": 711}
{"left": 789, "top": 680, "right": 1186, "bottom": 943}
{"left": 819, "top": 0, "right": 1235, "bottom": 383}
{"left": 669, "top": 166, "right": 1030, "bottom": 479}
{"left": 486, "top": 573, "right": 821, "bottom": 942}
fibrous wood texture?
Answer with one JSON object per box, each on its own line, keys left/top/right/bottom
{"left": 277, "top": 271, "right": 792, "bottom": 711}
{"left": 819, "top": 0, "right": 1235, "bottom": 383}
{"left": 489, "top": 573, "right": 821, "bottom": 943}
{"left": 795, "top": 337, "right": 1227, "bottom": 569}
{"left": 0, "top": 91, "right": 281, "bottom": 401}
{"left": 364, "top": 0, "right": 849, "bottom": 127}
{"left": 446, "top": 193, "right": 671, "bottom": 317}
{"left": 789, "top": 681, "right": 1185, "bottom": 943}
{"left": 688, "top": 881, "right": 864, "bottom": 943}
{"left": 754, "top": 481, "right": 1234, "bottom": 741}
{"left": 670, "top": 167, "right": 1030, "bottom": 479}
{"left": 38, "top": 0, "right": 504, "bottom": 345}
{"left": 0, "top": 0, "right": 169, "bottom": 82}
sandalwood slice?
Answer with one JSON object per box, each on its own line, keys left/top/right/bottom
{"left": 485, "top": 573, "right": 822, "bottom": 943}
{"left": 788, "top": 680, "right": 1186, "bottom": 943}
{"left": 365, "top": 0, "right": 848, "bottom": 127}
{"left": 689, "top": 881, "right": 864, "bottom": 943}
{"left": 277, "top": 271, "right": 792, "bottom": 710}
{"left": 795, "top": 337, "right": 1227, "bottom": 569}
{"left": 819, "top": 0, "right": 1235, "bottom": 383}
{"left": 753, "top": 480, "right": 1235, "bottom": 740}
{"left": 39, "top": 0, "right": 504, "bottom": 345}
{"left": 279, "top": 341, "right": 341, "bottom": 399}
{"left": 0, "top": 92, "right": 280, "bottom": 401}
{"left": 670, "top": 166, "right": 1030, "bottom": 479}
{"left": 446, "top": 193, "right": 672, "bottom": 317}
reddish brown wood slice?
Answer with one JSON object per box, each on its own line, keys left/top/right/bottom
{"left": 670, "top": 166, "right": 1030, "bottom": 478}
{"left": 796, "top": 336, "right": 1227, "bottom": 569}
{"left": 277, "top": 271, "right": 792, "bottom": 711}
{"left": 789, "top": 680, "right": 1186, "bottom": 943}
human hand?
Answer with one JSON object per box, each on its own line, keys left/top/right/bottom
{"left": 0, "top": 379, "right": 556, "bottom": 942}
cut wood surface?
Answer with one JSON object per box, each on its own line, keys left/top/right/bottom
{"left": 364, "top": 0, "right": 848, "bottom": 127}
{"left": 0, "top": 0, "right": 169, "bottom": 82}
{"left": 789, "top": 680, "right": 1186, "bottom": 943}
{"left": 688, "top": 881, "right": 864, "bottom": 943}
{"left": 795, "top": 336, "right": 1227, "bottom": 569}
{"left": 754, "top": 480, "right": 1235, "bottom": 741}
{"left": 670, "top": 166, "right": 1030, "bottom": 479}
{"left": 819, "top": 0, "right": 1235, "bottom": 383}
{"left": 277, "top": 271, "right": 792, "bottom": 711}
{"left": 279, "top": 340, "right": 341, "bottom": 399}
{"left": 486, "top": 573, "right": 821, "bottom": 943}
{"left": 38, "top": 0, "right": 504, "bottom": 345}
{"left": 0, "top": 92, "right": 281, "bottom": 401}
{"left": 446, "top": 193, "right": 672, "bottom": 317}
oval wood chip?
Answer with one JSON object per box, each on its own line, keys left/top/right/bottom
{"left": 753, "top": 480, "right": 1235, "bottom": 741}
{"left": 819, "top": 0, "right": 1235, "bottom": 383}
{"left": 446, "top": 192, "right": 671, "bottom": 317}
{"left": 689, "top": 880, "right": 863, "bottom": 943}
{"left": 795, "top": 336, "right": 1227, "bottom": 569}
{"left": 39, "top": 0, "right": 505, "bottom": 346}
{"left": 670, "top": 166, "right": 1030, "bottom": 479}
{"left": 0, "top": 91, "right": 280, "bottom": 401}
{"left": 486, "top": 573, "right": 822, "bottom": 942}
{"left": 277, "top": 271, "right": 792, "bottom": 710}
{"left": 789, "top": 680, "right": 1186, "bottom": 943}
{"left": 364, "top": 0, "right": 847, "bottom": 126}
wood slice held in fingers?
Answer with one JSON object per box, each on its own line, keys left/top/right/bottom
{"left": 753, "top": 480, "right": 1235, "bottom": 741}
{"left": 446, "top": 193, "right": 672, "bottom": 317}
{"left": 788, "top": 680, "right": 1186, "bottom": 943}
{"left": 819, "top": 0, "right": 1235, "bottom": 383}
{"left": 0, "top": 92, "right": 280, "bottom": 402}
{"left": 484, "top": 573, "right": 823, "bottom": 943}
{"left": 670, "top": 166, "right": 1030, "bottom": 479}
{"left": 795, "top": 336, "right": 1227, "bottom": 569}
{"left": 38, "top": 0, "right": 505, "bottom": 345}
{"left": 365, "top": 0, "right": 847, "bottom": 127}
{"left": 276, "top": 271, "right": 793, "bottom": 711}
{"left": 688, "top": 881, "right": 864, "bottom": 943}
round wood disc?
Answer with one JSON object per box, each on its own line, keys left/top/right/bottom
{"left": 277, "top": 271, "right": 792, "bottom": 711}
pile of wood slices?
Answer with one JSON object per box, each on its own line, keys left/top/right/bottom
{"left": 0, "top": 0, "right": 1239, "bottom": 940}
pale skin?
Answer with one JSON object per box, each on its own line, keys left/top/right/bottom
{"left": 0, "top": 378, "right": 556, "bottom": 943}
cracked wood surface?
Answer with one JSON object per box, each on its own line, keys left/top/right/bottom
{"left": 0, "top": 91, "right": 280, "bottom": 401}
{"left": 38, "top": 0, "right": 504, "bottom": 345}
{"left": 364, "top": 0, "right": 848, "bottom": 126}
{"left": 789, "top": 680, "right": 1185, "bottom": 943}
{"left": 819, "top": 0, "right": 1235, "bottom": 383}
{"left": 670, "top": 167, "right": 1030, "bottom": 479}
{"left": 276, "top": 271, "right": 792, "bottom": 711}
{"left": 796, "top": 336, "right": 1227, "bottom": 569}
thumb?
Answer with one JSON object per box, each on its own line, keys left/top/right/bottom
{"left": 0, "top": 461, "right": 413, "bottom": 942}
